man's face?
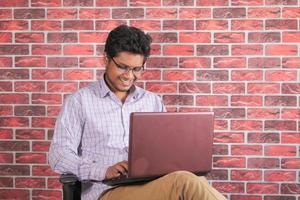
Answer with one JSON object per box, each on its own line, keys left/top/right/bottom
{"left": 105, "top": 51, "right": 145, "bottom": 93}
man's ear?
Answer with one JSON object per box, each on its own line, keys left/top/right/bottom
{"left": 103, "top": 52, "right": 109, "bottom": 65}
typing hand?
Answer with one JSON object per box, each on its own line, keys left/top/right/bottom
{"left": 105, "top": 160, "right": 128, "bottom": 179}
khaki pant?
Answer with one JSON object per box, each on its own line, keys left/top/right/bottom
{"left": 100, "top": 171, "right": 227, "bottom": 200}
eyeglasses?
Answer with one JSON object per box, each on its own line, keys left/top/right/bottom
{"left": 110, "top": 57, "right": 145, "bottom": 75}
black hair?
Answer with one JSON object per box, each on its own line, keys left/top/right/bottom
{"left": 104, "top": 25, "right": 152, "bottom": 59}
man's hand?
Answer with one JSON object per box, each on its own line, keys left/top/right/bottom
{"left": 105, "top": 160, "right": 128, "bottom": 179}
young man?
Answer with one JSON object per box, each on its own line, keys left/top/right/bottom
{"left": 49, "top": 25, "right": 227, "bottom": 200}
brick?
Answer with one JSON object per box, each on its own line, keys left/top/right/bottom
{"left": 31, "top": 0, "right": 61, "bottom": 7}
{"left": 247, "top": 108, "right": 279, "bottom": 119}
{"left": 197, "top": 45, "right": 228, "bottom": 56}
{"left": 179, "top": 58, "right": 210, "bottom": 68}
{"left": 15, "top": 56, "right": 46, "bottom": 67}
{"left": 32, "top": 190, "right": 61, "bottom": 200}
{"left": 0, "top": 177, "right": 13, "bottom": 187}
{"left": 47, "top": 32, "right": 77, "bottom": 43}
{"left": 140, "top": 70, "right": 161, "bottom": 80}
{"left": 0, "top": 32, "right": 12, "bottom": 43}
{"left": 196, "top": 95, "right": 228, "bottom": 106}
{"left": 32, "top": 44, "right": 61, "bottom": 55}
{"left": 64, "top": 45, "right": 93, "bottom": 55}
{"left": 79, "top": 32, "right": 107, "bottom": 43}
{"left": 16, "top": 178, "right": 45, "bottom": 188}
{"left": 32, "top": 117, "right": 56, "bottom": 128}
{"left": 47, "top": 82, "right": 77, "bottom": 92}
{"left": 265, "top": 196, "right": 295, "bottom": 200}
{"left": 231, "top": 120, "right": 262, "bottom": 131}
{"left": 266, "top": 45, "right": 297, "bottom": 56}
{"left": 214, "top": 57, "right": 246, "bottom": 68}
{"left": 249, "top": 57, "right": 280, "bottom": 68}
{"left": 32, "top": 165, "right": 58, "bottom": 176}
{"left": 80, "top": 57, "right": 104, "bottom": 68}
{"left": 231, "top": 96, "right": 262, "bottom": 107}
{"left": 146, "top": 82, "right": 177, "bottom": 93}
{"left": 0, "top": 106, "right": 13, "bottom": 116}
{"left": 64, "top": 0, "right": 93, "bottom": 6}
{"left": 0, "top": 129, "right": 13, "bottom": 139}
{"left": 232, "top": 45, "right": 263, "bottom": 55}
{"left": 163, "top": 45, "right": 194, "bottom": 56}
{"left": 213, "top": 182, "right": 244, "bottom": 193}
{"left": 231, "top": 0, "right": 263, "bottom": 5}
{"left": 15, "top": 106, "right": 46, "bottom": 116}
{"left": 213, "top": 83, "right": 244, "bottom": 94}
{"left": 130, "top": 20, "right": 161, "bottom": 31}
{"left": 63, "top": 20, "right": 93, "bottom": 30}
{"left": 179, "top": 8, "right": 211, "bottom": 19}
{"left": 0, "top": 0, "right": 28, "bottom": 7}
{"left": 265, "top": 96, "right": 296, "bottom": 107}
{"left": 79, "top": 9, "right": 110, "bottom": 19}
{"left": 248, "top": 83, "right": 280, "bottom": 94}
{"left": 213, "top": 157, "right": 245, "bottom": 168}
{"left": 31, "top": 20, "right": 61, "bottom": 31}
{"left": 47, "top": 9, "right": 77, "bottom": 19}
{"left": 247, "top": 183, "right": 279, "bottom": 194}
{"left": 15, "top": 81, "right": 45, "bottom": 92}
{"left": 96, "top": 20, "right": 126, "bottom": 30}
{"left": 16, "top": 153, "right": 46, "bottom": 164}
{"left": 64, "top": 69, "right": 93, "bottom": 80}
{"left": 0, "top": 189, "right": 30, "bottom": 200}
{"left": 162, "top": 95, "right": 193, "bottom": 106}
{"left": 196, "top": 0, "right": 228, "bottom": 6}
{"left": 281, "top": 109, "right": 300, "bottom": 119}
{"left": 196, "top": 20, "right": 228, "bottom": 30}
{"left": 0, "top": 45, "right": 29, "bottom": 55}
{"left": 283, "top": 8, "right": 300, "bottom": 18}
{"left": 48, "top": 57, "right": 78, "bottom": 68}
{"left": 0, "top": 165, "right": 30, "bottom": 175}
{"left": 281, "top": 158, "right": 300, "bottom": 169}
{"left": 231, "top": 145, "right": 262, "bottom": 155}
{"left": 14, "top": 9, "right": 45, "bottom": 19}
{"left": 163, "top": 70, "right": 194, "bottom": 81}
{"left": 163, "top": 20, "right": 193, "bottom": 30}
{"left": 214, "top": 32, "right": 244, "bottom": 43}
{"left": 129, "top": 0, "right": 161, "bottom": 7}
{"left": 0, "top": 153, "right": 13, "bottom": 163}
{"left": 248, "top": 8, "right": 280, "bottom": 18}
{"left": 213, "top": 144, "right": 228, "bottom": 155}
{"left": 248, "top": 158, "right": 279, "bottom": 169}
{"left": 248, "top": 32, "right": 280, "bottom": 43}
{"left": 0, "top": 10, "right": 12, "bottom": 19}
{"left": 266, "top": 0, "right": 297, "bottom": 4}
{"left": 231, "top": 70, "right": 263, "bottom": 81}
{"left": 47, "top": 178, "right": 61, "bottom": 189}
{"left": 147, "top": 8, "right": 177, "bottom": 19}
{"left": 179, "top": 83, "right": 210, "bottom": 93}
{"left": 32, "top": 141, "right": 50, "bottom": 152}
{"left": 179, "top": 32, "right": 210, "bottom": 43}
{"left": 0, "top": 57, "right": 12, "bottom": 68}
{"left": 266, "top": 20, "right": 297, "bottom": 30}
{"left": 32, "top": 69, "right": 62, "bottom": 80}
{"left": 47, "top": 106, "right": 61, "bottom": 117}
{"left": 0, "top": 20, "right": 28, "bottom": 30}
{"left": 231, "top": 170, "right": 262, "bottom": 181}
{"left": 213, "top": 8, "right": 246, "bottom": 18}
{"left": 16, "top": 129, "right": 45, "bottom": 140}
{"left": 281, "top": 184, "right": 300, "bottom": 194}
{"left": 206, "top": 169, "right": 228, "bottom": 180}
{"left": 282, "top": 58, "right": 300, "bottom": 68}
{"left": 231, "top": 196, "right": 262, "bottom": 200}
{"left": 266, "top": 70, "right": 297, "bottom": 81}
{"left": 149, "top": 33, "right": 178, "bottom": 44}
{"left": 112, "top": 8, "right": 144, "bottom": 19}
{"left": 265, "top": 145, "right": 297, "bottom": 156}
{"left": 265, "top": 171, "right": 296, "bottom": 182}
{"left": 0, "top": 94, "right": 29, "bottom": 104}
{"left": 283, "top": 32, "right": 300, "bottom": 43}
{"left": 248, "top": 132, "right": 280, "bottom": 143}
{"left": 32, "top": 94, "right": 62, "bottom": 104}
{"left": 96, "top": 0, "right": 126, "bottom": 6}
{"left": 213, "top": 132, "right": 244, "bottom": 143}
{"left": 0, "top": 117, "right": 29, "bottom": 127}
{"left": 215, "top": 120, "right": 228, "bottom": 131}
{"left": 0, "top": 82, "right": 12, "bottom": 91}
{"left": 265, "top": 120, "right": 297, "bottom": 131}
{"left": 163, "top": 0, "right": 194, "bottom": 6}
{"left": 232, "top": 20, "right": 263, "bottom": 30}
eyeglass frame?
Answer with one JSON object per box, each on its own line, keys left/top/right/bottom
{"left": 109, "top": 56, "right": 146, "bottom": 75}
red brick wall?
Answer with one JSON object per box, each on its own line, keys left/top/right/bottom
{"left": 0, "top": 0, "right": 299, "bottom": 199}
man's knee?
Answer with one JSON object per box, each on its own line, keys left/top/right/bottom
{"left": 166, "top": 171, "right": 202, "bottom": 184}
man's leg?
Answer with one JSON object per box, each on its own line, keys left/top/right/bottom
{"left": 100, "top": 171, "right": 227, "bottom": 200}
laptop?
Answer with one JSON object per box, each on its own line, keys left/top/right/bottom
{"left": 102, "top": 112, "right": 214, "bottom": 186}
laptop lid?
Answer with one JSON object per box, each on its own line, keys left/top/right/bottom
{"left": 127, "top": 112, "right": 214, "bottom": 179}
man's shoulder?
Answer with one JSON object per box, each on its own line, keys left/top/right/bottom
{"left": 66, "top": 81, "right": 101, "bottom": 102}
